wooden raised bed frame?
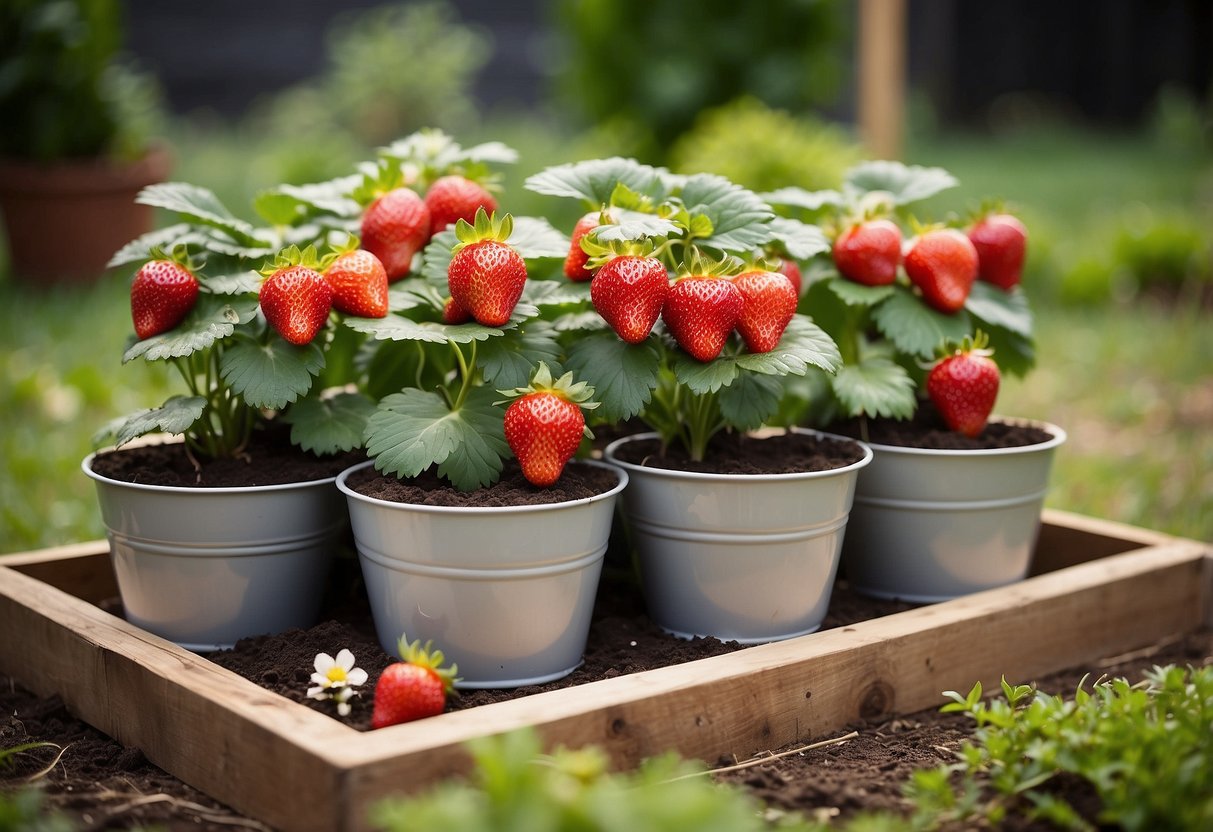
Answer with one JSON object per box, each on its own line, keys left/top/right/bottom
{"left": 1, "top": 510, "right": 1209, "bottom": 832}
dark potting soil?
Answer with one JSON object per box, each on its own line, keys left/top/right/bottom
{"left": 346, "top": 457, "right": 621, "bottom": 507}
{"left": 88, "top": 428, "right": 365, "bottom": 488}
{"left": 829, "top": 401, "right": 1053, "bottom": 451}
{"left": 609, "top": 430, "right": 867, "bottom": 475}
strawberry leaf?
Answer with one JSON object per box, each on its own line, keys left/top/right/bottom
{"left": 524, "top": 157, "right": 669, "bottom": 206}
{"left": 826, "top": 276, "right": 898, "bottom": 307}
{"left": 593, "top": 212, "right": 681, "bottom": 243}
{"left": 365, "top": 387, "right": 508, "bottom": 491}
{"left": 219, "top": 334, "right": 325, "bottom": 410}
{"left": 522, "top": 280, "right": 591, "bottom": 307}
{"left": 94, "top": 395, "right": 207, "bottom": 448}
{"left": 718, "top": 372, "right": 783, "bottom": 430}
{"left": 107, "top": 224, "right": 194, "bottom": 267}
{"left": 830, "top": 358, "right": 918, "bottom": 419}
{"left": 123, "top": 295, "right": 259, "bottom": 362}
{"left": 672, "top": 351, "right": 739, "bottom": 395}
{"left": 761, "top": 187, "right": 844, "bottom": 212}
{"left": 843, "top": 160, "right": 958, "bottom": 206}
{"left": 549, "top": 310, "right": 611, "bottom": 332}
{"left": 769, "top": 217, "right": 831, "bottom": 260}
{"left": 733, "top": 315, "right": 843, "bottom": 376}
{"left": 871, "top": 287, "right": 972, "bottom": 359}
{"left": 477, "top": 321, "right": 563, "bottom": 389}
{"left": 136, "top": 182, "right": 269, "bottom": 248}
{"left": 346, "top": 305, "right": 538, "bottom": 344}
{"left": 985, "top": 328, "right": 1037, "bottom": 378}
{"left": 678, "top": 174, "right": 774, "bottom": 253}
{"left": 386, "top": 283, "right": 437, "bottom": 313}
{"left": 283, "top": 392, "right": 376, "bottom": 455}
{"left": 965, "top": 282, "right": 1034, "bottom": 339}
{"left": 420, "top": 230, "right": 459, "bottom": 282}
{"left": 565, "top": 334, "right": 660, "bottom": 422}
{"left": 255, "top": 177, "right": 363, "bottom": 224}
{"left": 508, "top": 216, "right": 571, "bottom": 259}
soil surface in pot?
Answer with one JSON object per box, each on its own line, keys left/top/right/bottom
{"left": 346, "top": 458, "right": 620, "bottom": 507}
{"left": 89, "top": 427, "right": 365, "bottom": 488}
{"left": 611, "top": 430, "right": 866, "bottom": 475}
{"left": 829, "top": 402, "right": 1052, "bottom": 450}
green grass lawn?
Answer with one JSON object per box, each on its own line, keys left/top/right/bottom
{"left": 1, "top": 122, "right": 1209, "bottom": 553}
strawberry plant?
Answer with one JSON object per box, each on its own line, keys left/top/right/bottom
{"left": 763, "top": 160, "right": 1035, "bottom": 429}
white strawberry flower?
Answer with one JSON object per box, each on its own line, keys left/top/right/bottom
{"left": 307, "top": 649, "right": 368, "bottom": 716}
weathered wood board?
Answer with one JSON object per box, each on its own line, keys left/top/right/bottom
{"left": 0, "top": 510, "right": 1208, "bottom": 832}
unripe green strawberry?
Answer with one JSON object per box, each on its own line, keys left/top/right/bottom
{"left": 968, "top": 213, "right": 1027, "bottom": 290}
{"left": 361, "top": 187, "right": 430, "bottom": 281}
{"left": 425, "top": 175, "right": 497, "bottom": 237}
{"left": 833, "top": 219, "right": 902, "bottom": 286}
{"left": 323, "top": 249, "right": 388, "bottom": 318}
{"left": 905, "top": 228, "right": 979, "bottom": 314}
{"left": 370, "top": 634, "right": 457, "bottom": 729}
{"left": 499, "top": 363, "right": 598, "bottom": 488}
{"left": 927, "top": 336, "right": 1000, "bottom": 437}
{"left": 590, "top": 254, "right": 669, "bottom": 344}
{"left": 130, "top": 258, "right": 199, "bottom": 339}
{"left": 260, "top": 265, "right": 333, "bottom": 346}
{"left": 447, "top": 208, "right": 527, "bottom": 327}
{"left": 731, "top": 270, "right": 798, "bottom": 353}
{"left": 662, "top": 275, "right": 743, "bottom": 362}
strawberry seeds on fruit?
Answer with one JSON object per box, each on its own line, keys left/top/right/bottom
{"left": 446, "top": 207, "right": 528, "bottom": 328}
{"left": 498, "top": 362, "right": 600, "bottom": 488}
{"left": 927, "top": 332, "right": 1001, "bottom": 438}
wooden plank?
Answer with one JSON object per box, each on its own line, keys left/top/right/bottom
{"left": 1032, "top": 509, "right": 1174, "bottom": 573}
{"left": 2, "top": 540, "right": 115, "bottom": 603}
{"left": 857, "top": 0, "right": 907, "bottom": 159}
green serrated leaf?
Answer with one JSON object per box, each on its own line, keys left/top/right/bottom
{"left": 678, "top": 174, "right": 774, "bottom": 253}
{"left": 830, "top": 358, "right": 917, "bottom": 419}
{"left": 826, "top": 276, "right": 898, "bottom": 307}
{"left": 523, "top": 157, "right": 669, "bottom": 206}
{"left": 965, "top": 282, "right": 1034, "bottom": 339}
{"left": 565, "top": 334, "right": 660, "bottom": 422}
{"left": 673, "top": 350, "right": 740, "bottom": 394}
{"left": 365, "top": 387, "right": 507, "bottom": 490}
{"left": 136, "top": 182, "right": 268, "bottom": 247}
{"left": 593, "top": 212, "right": 681, "bottom": 243}
{"left": 283, "top": 392, "right": 376, "bottom": 454}
{"left": 760, "top": 187, "right": 845, "bottom": 211}
{"left": 256, "top": 176, "right": 363, "bottom": 223}
{"left": 871, "top": 287, "right": 973, "bottom": 359}
{"left": 107, "top": 224, "right": 195, "bottom": 268}
{"left": 219, "top": 335, "right": 325, "bottom": 410}
{"left": 386, "top": 283, "right": 438, "bottom": 313}
{"left": 476, "top": 321, "right": 562, "bottom": 388}
{"left": 94, "top": 395, "right": 207, "bottom": 448}
{"left": 718, "top": 372, "right": 783, "bottom": 430}
{"left": 200, "top": 269, "right": 262, "bottom": 295}
{"left": 768, "top": 217, "right": 832, "bottom": 260}
{"left": 420, "top": 229, "right": 459, "bottom": 282}
{"left": 508, "top": 216, "right": 571, "bottom": 259}
{"left": 346, "top": 304, "right": 535, "bottom": 344}
{"left": 733, "top": 315, "right": 842, "bottom": 376}
{"left": 843, "top": 160, "right": 958, "bottom": 206}
{"left": 549, "top": 310, "right": 610, "bottom": 332}
{"left": 985, "top": 327, "right": 1037, "bottom": 378}
{"left": 123, "top": 295, "right": 259, "bottom": 362}
{"left": 522, "top": 280, "right": 592, "bottom": 307}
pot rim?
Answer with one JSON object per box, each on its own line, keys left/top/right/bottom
{"left": 336, "top": 458, "right": 628, "bottom": 514}
{"left": 603, "top": 429, "right": 873, "bottom": 483}
{"left": 854, "top": 417, "right": 1067, "bottom": 459}
{"left": 82, "top": 451, "right": 342, "bottom": 495}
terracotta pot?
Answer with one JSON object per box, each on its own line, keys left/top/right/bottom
{"left": 0, "top": 143, "right": 171, "bottom": 285}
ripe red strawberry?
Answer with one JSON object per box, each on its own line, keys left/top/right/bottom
{"left": 661, "top": 275, "right": 744, "bottom": 362}
{"left": 777, "top": 257, "right": 803, "bottom": 296}
{"left": 832, "top": 219, "right": 902, "bottom": 286}
{"left": 501, "top": 363, "right": 597, "bottom": 487}
{"left": 130, "top": 259, "right": 199, "bottom": 339}
{"left": 590, "top": 254, "right": 669, "bottom": 343}
{"left": 425, "top": 175, "right": 497, "bottom": 237}
{"left": 441, "top": 295, "right": 471, "bottom": 324}
{"left": 731, "top": 270, "right": 798, "bottom": 353}
{"left": 927, "top": 337, "right": 1001, "bottom": 437}
{"left": 370, "top": 634, "right": 458, "bottom": 729}
{"left": 968, "top": 213, "right": 1027, "bottom": 290}
{"left": 323, "top": 249, "right": 388, "bottom": 318}
{"left": 259, "top": 265, "right": 333, "bottom": 345}
{"left": 360, "top": 187, "right": 431, "bottom": 281}
{"left": 447, "top": 209, "right": 527, "bottom": 327}
{"left": 564, "top": 211, "right": 605, "bottom": 281}
{"left": 904, "top": 228, "right": 979, "bottom": 314}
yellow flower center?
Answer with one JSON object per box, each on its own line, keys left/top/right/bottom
{"left": 326, "top": 666, "right": 348, "bottom": 685}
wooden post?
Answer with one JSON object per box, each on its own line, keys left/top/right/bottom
{"left": 858, "top": 0, "right": 907, "bottom": 160}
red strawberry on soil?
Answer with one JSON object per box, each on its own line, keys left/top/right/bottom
{"left": 425, "top": 175, "right": 498, "bottom": 238}
{"left": 564, "top": 211, "right": 608, "bottom": 281}
{"left": 731, "top": 270, "right": 798, "bottom": 354}
{"left": 360, "top": 187, "right": 431, "bottom": 281}
{"left": 968, "top": 213, "right": 1028, "bottom": 290}
{"left": 662, "top": 275, "right": 744, "bottom": 362}
{"left": 130, "top": 258, "right": 200, "bottom": 339}
{"left": 500, "top": 363, "right": 597, "bottom": 488}
{"left": 904, "top": 227, "right": 979, "bottom": 314}
{"left": 323, "top": 249, "right": 388, "bottom": 318}
{"left": 370, "top": 634, "right": 458, "bottom": 729}
{"left": 591, "top": 254, "right": 669, "bottom": 343}
{"left": 447, "top": 208, "right": 527, "bottom": 327}
{"left": 927, "top": 335, "right": 1001, "bottom": 437}
{"left": 260, "top": 265, "right": 333, "bottom": 346}
{"left": 832, "top": 218, "right": 902, "bottom": 287}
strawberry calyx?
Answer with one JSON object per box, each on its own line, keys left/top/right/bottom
{"left": 581, "top": 235, "right": 658, "bottom": 272}
{"left": 351, "top": 159, "right": 415, "bottom": 206}
{"left": 933, "top": 330, "right": 994, "bottom": 363}
{"left": 258, "top": 244, "right": 325, "bottom": 278}
{"left": 496, "top": 362, "right": 600, "bottom": 438}
{"left": 673, "top": 248, "right": 745, "bottom": 281}
{"left": 395, "top": 633, "right": 460, "bottom": 697}
{"left": 451, "top": 207, "right": 515, "bottom": 254}
{"left": 147, "top": 243, "right": 202, "bottom": 273}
